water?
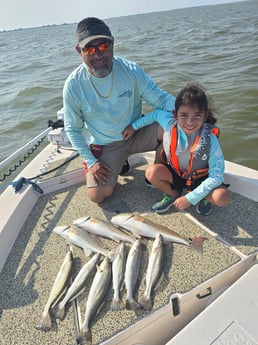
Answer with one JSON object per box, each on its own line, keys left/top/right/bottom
{"left": 0, "top": 0, "right": 257, "bottom": 170}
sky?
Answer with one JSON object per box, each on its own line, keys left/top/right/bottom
{"left": 0, "top": 0, "right": 244, "bottom": 31}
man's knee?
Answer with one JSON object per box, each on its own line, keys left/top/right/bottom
{"left": 87, "top": 186, "right": 115, "bottom": 204}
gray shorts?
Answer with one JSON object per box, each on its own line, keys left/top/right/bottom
{"left": 86, "top": 123, "right": 160, "bottom": 187}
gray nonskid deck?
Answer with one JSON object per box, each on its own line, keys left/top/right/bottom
{"left": 0, "top": 163, "right": 257, "bottom": 345}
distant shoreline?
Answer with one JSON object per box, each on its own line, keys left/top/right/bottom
{"left": 0, "top": 22, "right": 74, "bottom": 34}
{"left": 0, "top": 0, "right": 248, "bottom": 33}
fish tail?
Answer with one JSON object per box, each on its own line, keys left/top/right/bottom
{"left": 125, "top": 298, "right": 140, "bottom": 311}
{"left": 35, "top": 311, "right": 52, "bottom": 331}
{"left": 77, "top": 327, "right": 92, "bottom": 345}
{"left": 139, "top": 294, "right": 153, "bottom": 311}
{"left": 111, "top": 298, "right": 124, "bottom": 311}
{"left": 190, "top": 236, "right": 208, "bottom": 253}
{"left": 52, "top": 303, "right": 66, "bottom": 320}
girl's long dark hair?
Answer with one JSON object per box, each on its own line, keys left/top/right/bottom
{"left": 175, "top": 82, "right": 217, "bottom": 124}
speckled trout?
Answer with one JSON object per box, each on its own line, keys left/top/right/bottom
{"left": 111, "top": 242, "right": 126, "bottom": 311}
{"left": 77, "top": 257, "right": 112, "bottom": 345}
{"left": 124, "top": 238, "right": 142, "bottom": 311}
{"left": 73, "top": 215, "right": 136, "bottom": 243}
{"left": 139, "top": 233, "right": 164, "bottom": 311}
{"left": 53, "top": 253, "right": 100, "bottom": 320}
{"left": 53, "top": 225, "right": 115, "bottom": 259}
{"left": 35, "top": 245, "right": 73, "bottom": 331}
{"left": 111, "top": 213, "right": 207, "bottom": 253}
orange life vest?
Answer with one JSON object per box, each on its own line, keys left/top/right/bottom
{"left": 164, "top": 123, "right": 219, "bottom": 190}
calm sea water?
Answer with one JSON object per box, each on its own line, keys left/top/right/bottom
{"left": 0, "top": 0, "right": 257, "bottom": 170}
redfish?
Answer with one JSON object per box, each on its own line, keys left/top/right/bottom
{"left": 111, "top": 213, "right": 207, "bottom": 253}
{"left": 73, "top": 215, "right": 136, "bottom": 243}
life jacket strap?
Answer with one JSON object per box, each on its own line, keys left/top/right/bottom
{"left": 185, "top": 168, "right": 209, "bottom": 191}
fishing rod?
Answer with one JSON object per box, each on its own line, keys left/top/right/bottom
{"left": 0, "top": 119, "right": 64, "bottom": 172}
{"left": 0, "top": 119, "right": 79, "bottom": 194}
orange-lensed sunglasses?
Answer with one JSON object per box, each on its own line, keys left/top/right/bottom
{"left": 82, "top": 41, "right": 112, "bottom": 56}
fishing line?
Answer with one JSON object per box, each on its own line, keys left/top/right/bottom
{"left": 28, "top": 151, "right": 79, "bottom": 181}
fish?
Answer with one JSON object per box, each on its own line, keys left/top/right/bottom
{"left": 35, "top": 245, "right": 73, "bottom": 331}
{"left": 53, "top": 225, "right": 115, "bottom": 259}
{"left": 53, "top": 253, "right": 100, "bottom": 320}
{"left": 77, "top": 257, "right": 112, "bottom": 345}
{"left": 111, "top": 213, "right": 207, "bottom": 253}
{"left": 139, "top": 233, "right": 164, "bottom": 311}
{"left": 124, "top": 238, "right": 142, "bottom": 310}
{"left": 111, "top": 242, "right": 126, "bottom": 311}
{"left": 73, "top": 216, "right": 136, "bottom": 243}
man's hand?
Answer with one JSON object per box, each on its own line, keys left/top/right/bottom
{"left": 122, "top": 125, "right": 135, "bottom": 141}
{"left": 89, "top": 161, "right": 111, "bottom": 184}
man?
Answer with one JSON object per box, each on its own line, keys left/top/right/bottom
{"left": 63, "top": 17, "right": 175, "bottom": 203}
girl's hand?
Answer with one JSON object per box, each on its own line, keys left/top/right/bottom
{"left": 173, "top": 195, "right": 191, "bottom": 210}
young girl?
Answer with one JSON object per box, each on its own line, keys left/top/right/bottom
{"left": 123, "top": 82, "right": 231, "bottom": 215}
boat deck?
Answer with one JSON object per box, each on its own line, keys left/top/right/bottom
{"left": 0, "top": 152, "right": 258, "bottom": 345}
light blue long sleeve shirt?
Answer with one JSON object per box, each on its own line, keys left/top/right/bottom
{"left": 63, "top": 56, "right": 175, "bottom": 168}
{"left": 131, "top": 111, "right": 226, "bottom": 205}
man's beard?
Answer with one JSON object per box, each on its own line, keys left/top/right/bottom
{"left": 91, "top": 62, "right": 112, "bottom": 78}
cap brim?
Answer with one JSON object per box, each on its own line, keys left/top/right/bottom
{"left": 78, "top": 35, "right": 112, "bottom": 48}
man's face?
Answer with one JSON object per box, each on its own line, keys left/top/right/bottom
{"left": 77, "top": 38, "right": 114, "bottom": 77}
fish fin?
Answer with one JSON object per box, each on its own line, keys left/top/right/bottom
{"left": 73, "top": 216, "right": 90, "bottom": 226}
{"left": 65, "top": 243, "right": 73, "bottom": 252}
{"left": 190, "top": 237, "right": 208, "bottom": 253}
{"left": 83, "top": 248, "right": 92, "bottom": 257}
{"left": 139, "top": 294, "right": 153, "bottom": 311}
{"left": 96, "top": 263, "right": 104, "bottom": 273}
{"left": 117, "top": 225, "right": 139, "bottom": 239}
{"left": 154, "top": 272, "right": 165, "bottom": 291}
{"left": 125, "top": 298, "right": 140, "bottom": 311}
{"left": 108, "top": 243, "right": 121, "bottom": 262}
{"left": 77, "top": 327, "right": 92, "bottom": 345}
{"left": 88, "top": 232, "right": 105, "bottom": 246}
{"left": 50, "top": 281, "right": 71, "bottom": 310}
{"left": 35, "top": 311, "right": 52, "bottom": 331}
{"left": 53, "top": 225, "right": 70, "bottom": 236}
{"left": 69, "top": 287, "right": 87, "bottom": 302}
{"left": 111, "top": 298, "right": 124, "bottom": 311}
{"left": 120, "top": 281, "right": 125, "bottom": 291}
{"left": 96, "top": 300, "right": 107, "bottom": 316}
{"left": 139, "top": 237, "right": 148, "bottom": 246}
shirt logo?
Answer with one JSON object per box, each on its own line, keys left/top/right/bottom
{"left": 118, "top": 90, "right": 132, "bottom": 98}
